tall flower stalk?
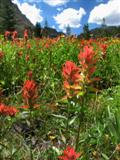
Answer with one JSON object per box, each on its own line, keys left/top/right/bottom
{"left": 62, "top": 45, "right": 98, "bottom": 150}
{"left": 58, "top": 146, "right": 81, "bottom": 160}
{"left": 22, "top": 79, "right": 38, "bottom": 160}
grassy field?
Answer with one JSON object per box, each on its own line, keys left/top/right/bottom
{"left": 0, "top": 34, "right": 120, "bottom": 159}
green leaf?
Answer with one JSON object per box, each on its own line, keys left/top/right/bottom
{"left": 58, "top": 98, "right": 68, "bottom": 104}
{"left": 51, "top": 114, "right": 67, "bottom": 120}
{"left": 59, "top": 130, "right": 66, "bottom": 143}
{"left": 0, "top": 80, "right": 5, "bottom": 85}
{"left": 52, "top": 146, "right": 61, "bottom": 155}
{"left": 101, "top": 153, "right": 109, "bottom": 160}
{"left": 69, "top": 116, "right": 77, "bottom": 125}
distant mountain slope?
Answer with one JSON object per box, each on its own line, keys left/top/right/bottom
{"left": 78, "top": 26, "right": 120, "bottom": 39}
{"left": 42, "top": 27, "right": 65, "bottom": 38}
{"left": 90, "top": 26, "right": 120, "bottom": 38}
{"left": 0, "top": 0, "right": 33, "bottom": 35}
{"left": 0, "top": 0, "right": 64, "bottom": 37}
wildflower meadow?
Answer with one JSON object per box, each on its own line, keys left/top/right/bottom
{"left": 0, "top": 31, "right": 120, "bottom": 160}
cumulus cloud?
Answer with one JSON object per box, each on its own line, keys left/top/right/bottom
{"left": 88, "top": 0, "right": 120, "bottom": 26}
{"left": 54, "top": 7, "right": 86, "bottom": 31}
{"left": 12, "top": 0, "right": 43, "bottom": 25}
{"left": 57, "top": 7, "right": 64, "bottom": 12}
{"left": 43, "top": 0, "right": 69, "bottom": 7}
{"left": 23, "top": 0, "right": 42, "bottom": 3}
{"left": 16, "top": 0, "right": 68, "bottom": 5}
{"left": 52, "top": 25, "right": 55, "bottom": 29}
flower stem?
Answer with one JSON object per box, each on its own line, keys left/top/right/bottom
{"left": 75, "top": 97, "right": 85, "bottom": 151}
{"left": 29, "top": 105, "right": 33, "bottom": 160}
{"left": 66, "top": 101, "right": 70, "bottom": 147}
{"left": 75, "top": 113, "right": 81, "bottom": 150}
{"left": 30, "top": 142, "right": 33, "bottom": 160}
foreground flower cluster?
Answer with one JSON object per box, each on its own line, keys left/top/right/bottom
{"left": 22, "top": 79, "right": 38, "bottom": 107}
{"left": 2, "top": 30, "right": 120, "bottom": 159}
{"left": 59, "top": 146, "right": 81, "bottom": 160}
{"left": 62, "top": 45, "right": 98, "bottom": 98}
{"left": 0, "top": 103, "right": 19, "bottom": 116}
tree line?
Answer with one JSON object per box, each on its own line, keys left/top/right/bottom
{"left": 0, "top": 1, "right": 120, "bottom": 39}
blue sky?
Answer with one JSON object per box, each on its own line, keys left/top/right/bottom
{"left": 12, "top": 0, "right": 120, "bottom": 35}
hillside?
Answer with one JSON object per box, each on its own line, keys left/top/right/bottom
{"left": 41, "top": 27, "right": 65, "bottom": 38}
{"left": 0, "top": 0, "right": 64, "bottom": 37}
{"left": 0, "top": 0, "right": 33, "bottom": 35}
{"left": 78, "top": 26, "right": 120, "bottom": 39}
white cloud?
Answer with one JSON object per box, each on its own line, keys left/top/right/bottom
{"left": 57, "top": 7, "right": 64, "bottom": 12}
{"left": 88, "top": 0, "right": 120, "bottom": 26}
{"left": 12, "top": 0, "right": 43, "bottom": 25}
{"left": 52, "top": 25, "right": 55, "bottom": 29}
{"left": 15, "top": 0, "right": 68, "bottom": 5}
{"left": 54, "top": 7, "right": 86, "bottom": 31}
{"left": 23, "top": 0, "right": 42, "bottom": 3}
{"left": 43, "top": 0, "right": 69, "bottom": 7}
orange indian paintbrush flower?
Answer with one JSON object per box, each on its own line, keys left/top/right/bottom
{"left": 4, "top": 31, "right": 10, "bottom": 39}
{"left": 62, "top": 61, "right": 81, "bottom": 84}
{"left": 62, "top": 61, "right": 82, "bottom": 98}
{"left": 12, "top": 31, "right": 18, "bottom": 40}
{"left": 0, "top": 103, "right": 19, "bottom": 116}
{"left": 78, "top": 46, "right": 97, "bottom": 79}
{"left": 58, "top": 146, "right": 81, "bottom": 160}
{"left": 78, "top": 46, "right": 96, "bottom": 66}
{"left": 24, "top": 29, "right": 28, "bottom": 41}
{"left": 22, "top": 80, "right": 38, "bottom": 106}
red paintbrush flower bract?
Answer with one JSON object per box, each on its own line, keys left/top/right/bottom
{"left": 22, "top": 80, "right": 38, "bottom": 106}
{"left": 59, "top": 146, "right": 81, "bottom": 160}
{"left": 0, "top": 104, "right": 19, "bottom": 116}
{"left": 62, "top": 61, "right": 81, "bottom": 84}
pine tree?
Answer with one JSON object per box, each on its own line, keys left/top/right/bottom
{"left": 101, "top": 18, "right": 107, "bottom": 28}
{"left": 66, "top": 24, "right": 71, "bottom": 36}
{"left": 44, "top": 19, "right": 48, "bottom": 28}
{"left": 0, "top": 0, "right": 16, "bottom": 32}
{"left": 101, "top": 18, "right": 108, "bottom": 37}
{"left": 83, "top": 24, "right": 90, "bottom": 40}
{"left": 0, "top": 2, "right": 3, "bottom": 32}
{"left": 34, "top": 22, "right": 42, "bottom": 38}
